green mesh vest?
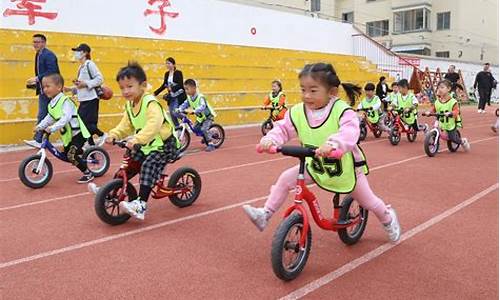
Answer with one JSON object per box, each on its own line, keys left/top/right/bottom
{"left": 269, "top": 91, "right": 286, "bottom": 109}
{"left": 435, "top": 97, "right": 458, "bottom": 131}
{"left": 126, "top": 94, "right": 177, "bottom": 155}
{"left": 361, "top": 96, "right": 381, "bottom": 124}
{"left": 290, "top": 100, "right": 369, "bottom": 194}
{"left": 47, "top": 95, "right": 90, "bottom": 147}
{"left": 397, "top": 93, "right": 417, "bottom": 125}
{"left": 187, "top": 93, "right": 216, "bottom": 122}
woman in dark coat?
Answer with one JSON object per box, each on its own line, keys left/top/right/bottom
{"left": 153, "top": 57, "right": 187, "bottom": 127}
{"left": 376, "top": 76, "right": 390, "bottom": 111}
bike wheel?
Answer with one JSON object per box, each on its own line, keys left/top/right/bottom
{"left": 83, "top": 146, "right": 110, "bottom": 177}
{"left": 359, "top": 123, "right": 367, "bottom": 142}
{"left": 373, "top": 128, "right": 382, "bottom": 138}
{"left": 209, "top": 124, "right": 225, "bottom": 148}
{"left": 424, "top": 130, "right": 439, "bottom": 157}
{"left": 18, "top": 154, "right": 53, "bottom": 189}
{"left": 261, "top": 119, "right": 274, "bottom": 136}
{"left": 271, "top": 213, "right": 311, "bottom": 281}
{"left": 337, "top": 196, "right": 369, "bottom": 245}
{"left": 177, "top": 129, "right": 191, "bottom": 153}
{"left": 167, "top": 167, "right": 202, "bottom": 208}
{"left": 406, "top": 129, "right": 417, "bottom": 142}
{"left": 389, "top": 128, "right": 401, "bottom": 146}
{"left": 447, "top": 130, "right": 461, "bottom": 152}
{"left": 94, "top": 179, "right": 137, "bottom": 225}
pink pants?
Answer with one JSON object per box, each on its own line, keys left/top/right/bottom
{"left": 264, "top": 165, "right": 391, "bottom": 224}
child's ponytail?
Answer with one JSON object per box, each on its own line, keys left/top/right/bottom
{"left": 341, "top": 83, "right": 362, "bottom": 106}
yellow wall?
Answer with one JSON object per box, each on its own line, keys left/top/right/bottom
{"left": 0, "top": 29, "right": 387, "bottom": 145}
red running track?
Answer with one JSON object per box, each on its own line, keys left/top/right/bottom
{"left": 0, "top": 106, "right": 498, "bottom": 299}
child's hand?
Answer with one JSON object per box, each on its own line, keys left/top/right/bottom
{"left": 105, "top": 136, "right": 115, "bottom": 144}
{"left": 44, "top": 127, "right": 53, "bottom": 134}
{"left": 316, "top": 143, "right": 335, "bottom": 158}
{"left": 126, "top": 140, "right": 136, "bottom": 149}
{"left": 423, "top": 111, "right": 430, "bottom": 116}
{"left": 259, "top": 139, "right": 275, "bottom": 151}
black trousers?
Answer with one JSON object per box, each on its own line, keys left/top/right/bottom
{"left": 64, "top": 132, "right": 87, "bottom": 173}
{"left": 78, "top": 98, "right": 104, "bottom": 144}
{"left": 478, "top": 89, "right": 491, "bottom": 110}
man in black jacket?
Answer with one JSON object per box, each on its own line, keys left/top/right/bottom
{"left": 444, "top": 65, "right": 460, "bottom": 92}
{"left": 474, "top": 63, "right": 497, "bottom": 113}
{"left": 25, "top": 33, "right": 60, "bottom": 146}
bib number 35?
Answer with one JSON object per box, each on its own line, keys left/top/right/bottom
{"left": 311, "top": 156, "right": 343, "bottom": 177}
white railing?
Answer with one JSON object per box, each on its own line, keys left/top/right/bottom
{"left": 352, "top": 27, "right": 418, "bottom": 81}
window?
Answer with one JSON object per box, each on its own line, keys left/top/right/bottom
{"left": 342, "top": 12, "right": 354, "bottom": 23}
{"left": 435, "top": 51, "right": 450, "bottom": 58}
{"left": 311, "top": 0, "right": 321, "bottom": 12}
{"left": 393, "top": 8, "right": 430, "bottom": 33}
{"left": 396, "top": 48, "right": 431, "bottom": 56}
{"left": 367, "top": 20, "right": 389, "bottom": 37}
{"left": 437, "top": 12, "right": 450, "bottom": 30}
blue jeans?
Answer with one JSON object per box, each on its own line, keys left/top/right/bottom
{"left": 34, "top": 93, "right": 50, "bottom": 142}
{"left": 168, "top": 97, "right": 180, "bottom": 128}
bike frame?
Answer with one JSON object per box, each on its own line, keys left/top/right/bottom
{"left": 112, "top": 145, "right": 187, "bottom": 201}
{"left": 282, "top": 158, "right": 362, "bottom": 248}
{"left": 390, "top": 109, "right": 416, "bottom": 134}
{"left": 178, "top": 113, "right": 203, "bottom": 137}
{"left": 359, "top": 111, "right": 380, "bottom": 133}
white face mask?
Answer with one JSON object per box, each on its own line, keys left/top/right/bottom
{"left": 73, "top": 51, "right": 84, "bottom": 60}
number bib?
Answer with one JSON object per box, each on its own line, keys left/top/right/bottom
{"left": 435, "top": 97, "right": 458, "bottom": 131}
{"left": 361, "top": 96, "right": 381, "bottom": 124}
{"left": 290, "top": 100, "right": 368, "bottom": 194}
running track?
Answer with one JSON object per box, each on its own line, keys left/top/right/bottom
{"left": 1, "top": 106, "right": 498, "bottom": 299}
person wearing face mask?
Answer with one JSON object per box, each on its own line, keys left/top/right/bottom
{"left": 24, "top": 33, "right": 60, "bottom": 147}
{"left": 64, "top": 43, "right": 106, "bottom": 146}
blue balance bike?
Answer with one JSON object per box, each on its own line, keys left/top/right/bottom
{"left": 18, "top": 132, "right": 110, "bottom": 188}
{"left": 175, "top": 112, "right": 225, "bottom": 153}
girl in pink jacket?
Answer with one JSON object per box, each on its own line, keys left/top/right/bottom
{"left": 243, "top": 63, "right": 401, "bottom": 242}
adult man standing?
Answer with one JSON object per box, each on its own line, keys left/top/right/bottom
{"left": 25, "top": 33, "right": 60, "bottom": 146}
{"left": 444, "top": 65, "right": 460, "bottom": 91}
{"left": 474, "top": 63, "right": 497, "bottom": 113}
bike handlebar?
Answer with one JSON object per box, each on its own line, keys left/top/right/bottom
{"left": 256, "top": 144, "right": 343, "bottom": 159}
{"left": 421, "top": 112, "right": 453, "bottom": 117}
{"left": 112, "top": 140, "right": 142, "bottom": 152}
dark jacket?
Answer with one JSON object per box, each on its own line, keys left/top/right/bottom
{"left": 35, "top": 47, "right": 60, "bottom": 95}
{"left": 474, "top": 71, "right": 497, "bottom": 90}
{"left": 153, "top": 69, "right": 187, "bottom": 103}
{"left": 444, "top": 72, "right": 460, "bottom": 84}
{"left": 376, "top": 82, "right": 390, "bottom": 100}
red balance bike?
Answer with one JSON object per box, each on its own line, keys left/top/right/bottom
{"left": 357, "top": 108, "right": 383, "bottom": 141}
{"left": 257, "top": 145, "right": 369, "bottom": 281}
{"left": 422, "top": 112, "right": 462, "bottom": 157}
{"left": 93, "top": 140, "right": 202, "bottom": 225}
{"left": 387, "top": 107, "right": 418, "bottom": 145}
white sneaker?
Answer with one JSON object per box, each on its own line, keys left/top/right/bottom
{"left": 243, "top": 205, "right": 271, "bottom": 232}
{"left": 383, "top": 205, "right": 401, "bottom": 242}
{"left": 96, "top": 133, "right": 107, "bottom": 147}
{"left": 88, "top": 182, "right": 99, "bottom": 194}
{"left": 461, "top": 138, "right": 471, "bottom": 152}
{"left": 119, "top": 199, "right": 147, "bottom": 220}
{"left": 24, "top": 140, "right": 42, "bottom": 148}
{"left": 481, "top": 110, "right": 486, "bottom": 114}
{"left": 478, "top": 109, "right": 482, "bottom": 113}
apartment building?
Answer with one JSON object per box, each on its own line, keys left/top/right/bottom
{"left": 222, "top": 0, "right": 498, "bottom": 64}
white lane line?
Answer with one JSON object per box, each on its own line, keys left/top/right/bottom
{"left": 0, "top": 136, "right": 496, "bottom": 268}
{"left": 0, "top": 156, "right": 290, "bottom": 212}
{"left": 0, "top": 136, "right": 495, "bottom": 211}
{"left": 280, "top": 183, "right": 499, "bottom": 300}
{"left": 0, "top": 137, "right": 386, "bottom": 182}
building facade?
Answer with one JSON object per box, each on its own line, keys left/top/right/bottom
{"left": 222, "top": 0, "right": 499, "bottom": 64}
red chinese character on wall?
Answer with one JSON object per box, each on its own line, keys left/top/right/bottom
{"left": 144, "top": 0, "right": 179, "bottom": 35}
{"left": 3, "top": 0, "right": 58, "bottom": 25}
